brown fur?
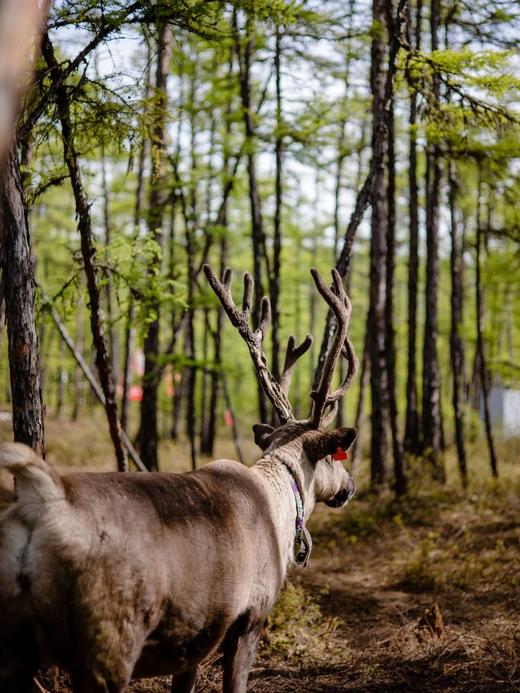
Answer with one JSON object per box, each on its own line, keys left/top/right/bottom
{"left": 0, "top": 431, "right": 355, "bottom": 693}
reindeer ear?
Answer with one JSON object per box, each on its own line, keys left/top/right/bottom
{"left": 252, "top": 423, "right": 275, "bottom": 451}
{"left": 303, "top": 427, "right": 357, "bottom": 463}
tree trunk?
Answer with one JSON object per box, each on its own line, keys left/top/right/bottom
{"left": 139, "top": 22, "right": 171, "bottom": 471}
{"left": 121, "top": 38, "right": 151, "bottom": 433}
{"left": 476, "top": 170, "right": 498, "bottom": 478}
{"left": 421, "top": 0, "right": 445, "bottom": 482}
{"left": 72, "top": 294, "right": 84, "bottom": 421}
{"left": 313, "top": 0, "right": 407, "bottom": 396}
{"left": 55, "top": 339, "right": 66, "bottom": 417}
{"left": 203, "top": 57, "right": 234, "bottom": 456}
{"left": 404, "top": 0, "right": 421, "bottom": 453}
{"left": 333, "top": 12, "right": 355, "bottom": 428}
{"left": 352, "top": 323, "right": 370, "bottom": 477}
{"left": 367, "top": 0, "right": 389, "bottom": 486}
{"left": 385, "top": 11, "right": 407, "bottom": 496}
{"left": 222, "top": 373, "right": 244, "bottom": 464}
{"left": 235, "top": 11, "right": 268, "bottom": 422}
{"left": 448, "top": 163, "right": 467, "bottom": 485}
{"left": 271, "top": 24, "right": 283, "bottom": 384}
{"left": 43, "top": 34, "right": 127, "bottom": 472}
{"left": 101, "top": 142, "right": 118, "bottom": 386}
{"left": 0, "top": 145, "right": 45, "bottom": 456}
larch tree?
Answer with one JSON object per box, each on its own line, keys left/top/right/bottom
{"left": 139, "top": 21, "right": 172, "bottom": 471}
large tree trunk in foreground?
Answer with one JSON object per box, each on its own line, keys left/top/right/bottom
{"left": 139, "top": 22, "right": 171, "bottom": 471}
{"left": 421, "top": 0, "right": 445, "bottom": 482}
{"left": 0, "top": 145, "right": 45, "bottom": 456}
{"left": 43, "top": 34, "right": 127, "bottom": 472}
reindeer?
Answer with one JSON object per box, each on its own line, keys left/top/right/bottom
{"left": 0, "top": 266, "right": 358, "bottom": 693}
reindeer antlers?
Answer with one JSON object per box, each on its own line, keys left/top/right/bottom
{"left": 204, "top": 264, "right": 357, "bottom": 429}
{"left": 203, "top": 264, "right": 312, "bottom": 424}
{"left": 309, "top": 268, "right": 359, "bottom": 427}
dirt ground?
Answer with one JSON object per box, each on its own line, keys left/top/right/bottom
{"left": 1, "top": 414, "right": 519, "bottom": 692}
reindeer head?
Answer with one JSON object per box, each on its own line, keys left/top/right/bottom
{"left": 204, "top": 265, "right": 359, "bottom": 510}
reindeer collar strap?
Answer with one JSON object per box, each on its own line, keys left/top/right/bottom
{"left": 283, "top": 464, "right": 312, "bottom": 567}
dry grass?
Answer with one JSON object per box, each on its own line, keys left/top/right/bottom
{"left": 1, "top": 412, "right": 519, "bottom": 691}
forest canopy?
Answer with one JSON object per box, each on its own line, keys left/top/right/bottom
{"left": 0, "top": 0, "right": 519, "bottom": 486}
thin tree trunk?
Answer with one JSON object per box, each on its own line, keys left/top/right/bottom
{"left": 222, "top": 373, "right": 244, "bottom": 464}
{"left": 385, "top": 11, "right": 407, "bottom": 496}
{"left": 101, "top": 142, "right": 118, "bottom": 385}
{"left": 43, "top": 34, "right": 127, "bottom": 472}
{"left": 139, "top": 22, "right": 171, "bottom": 470}
{"left": 204, "top": 57, "right": 234, "bottom": 456}
{"left": 448, "top": 163, "right": 467, "bottom": 485}
{"left": 0, "top": 274, "right": 5, "bottom": 351}
{"left": 121, "top": 39, "right": 152, "bottom": 433}
{"left": 0, "top": 145, "right": 45, "bottom": 456}
{"left": 352, "top": 324, "right": 370, "bottom": 477}
{"left": 476, "top": 170, "right": 498, "bottom": 477}
{"left": 367, "top": 0, "right": 389, "bottom": 486}
{"left": 333, "top": 10, "right": 355, "bottom": 428}
{"left": 271, "top": 24, "right": 283, "bottom": 384}
{"left": 72, "top": 294, "right": 84, "bottom": 421}
{"left": 313, "top": 0, "right": 407, "bottom": 393}
{"left": 421, "top": 0, "right": 445, "bottom": 481}
{"left": 185, "top": 62, "right": 198, "bottom": 471}
{"left": 55, "top": 339, "right": 66, "bottom": 417}
{"left": 235, "top": 11, "right": 268, "bottom": 422}
{"left": 199, "top": 117, "right": 217, "bottom": 454}
{"left": 404, "top": 0, "right": 421, "bottom": 453}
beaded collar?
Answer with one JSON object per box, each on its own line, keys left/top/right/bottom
{"left": 283, "top": 463, "right": 312, "bottom": 567}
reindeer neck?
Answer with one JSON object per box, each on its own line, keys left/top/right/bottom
{"left": 253, "top": 452, "right": 317, "bottom": 521}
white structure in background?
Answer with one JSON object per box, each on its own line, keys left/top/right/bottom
{"left": 485, "top": 385, "right": 520, "bottom": 436}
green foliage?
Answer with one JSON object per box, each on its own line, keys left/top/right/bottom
{"left": 266, "top": 581, "right": 338, "bottom": 657}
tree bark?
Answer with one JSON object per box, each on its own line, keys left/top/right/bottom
{"left": 367, "top": 0, "right": 389, "bottom": 486}
{"left": 235, "top": 11, "right": 268, "bottom": 422}
{"left": 448, "top": 163, "right": 467, "bottom": 485}
{"left": 139, "top": 22, "right": 171, "bottom": 471}
{"left": 100, "top": 142, "right": 119, "bottom": 386}
{"left": 184, "top": 61, "right": 199, "bottom": 472}
{"left": 404, "top": 0, "right": 421, "bottom": 453}
{"left": 121, "top": 38, "right": 152, "bottom": 433}
{"left": 43, "top": 34, "right": 127, "bottom": 472}
{"left": 421, "top": 0, "right": 445, "bottom": 481}
{"left": 72, "top": 294, "right": 84, "bottom": 421}
{"left": 313, "top": 0, "right": 408, "bottom": 397}
{"left": 476, "top": 170, "right": 498, "bottom": 478}
{"left": 0, "top": 145, "right": 45, "bottom": 456}
{"left": 385, "top": 11, "right": 407, "bottom": 496}
{"left": 271, "top": 25, "right": 283, "bottom": 384}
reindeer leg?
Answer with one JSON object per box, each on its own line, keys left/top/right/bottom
{"left": 171, "top": 667, "right": 197, "bottom": 693}
{"left": 222, "top": 616, "right": 262, "bottom": 693}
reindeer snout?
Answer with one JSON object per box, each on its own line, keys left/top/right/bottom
{"left": 325, "top": 475, "right": 356, "bottom": 508}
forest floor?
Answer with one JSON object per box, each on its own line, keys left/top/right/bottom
{"left": 1, "top": 414, "right": 519, "bottom": 692}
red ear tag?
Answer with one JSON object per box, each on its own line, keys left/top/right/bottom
{"left": 333, "top": 447, "right": 348, "bottom": 461}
